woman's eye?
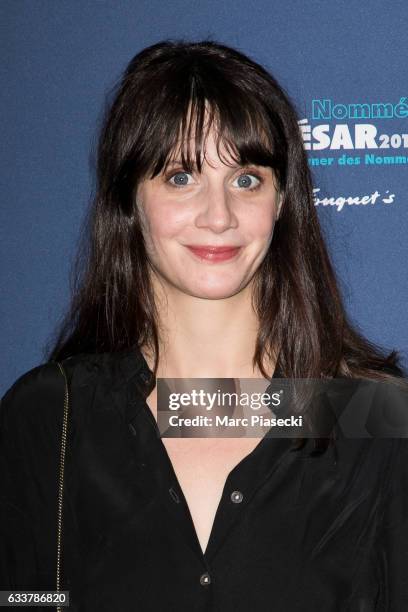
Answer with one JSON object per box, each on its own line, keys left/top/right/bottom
{"left": 168, "top": 172, "right": 194, "bottom": 187}
{"left": 233, "top": 173, "right": 261, "bottom": 190}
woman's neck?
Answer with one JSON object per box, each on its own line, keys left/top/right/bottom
{"left": 142, "top": 279, "right": 275, "bottom": 379}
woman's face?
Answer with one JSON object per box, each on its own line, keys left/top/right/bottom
{"left": 136, "top": 128, "right": 282, "bottom": 300}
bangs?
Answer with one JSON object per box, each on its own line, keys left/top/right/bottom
{"left": 136, "top": 67, "right": 288, "bottom": 186}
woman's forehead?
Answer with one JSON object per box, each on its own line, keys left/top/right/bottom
{"left": 166, "top": 127, "right": 240, "bottom": 169}
{"left": 145, "top": 101, "right": 278, "bottom": 180}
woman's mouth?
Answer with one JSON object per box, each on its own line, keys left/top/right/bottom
{"left": 185, "top": 245, "right": 242, "bottom": 263}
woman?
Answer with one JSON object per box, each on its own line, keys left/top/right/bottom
{"left": 1, "top": 40, "right": 407, "bottom": 611}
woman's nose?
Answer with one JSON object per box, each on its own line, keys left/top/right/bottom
{"left": 194, "top": 184, "right": 238, "bottom": 232}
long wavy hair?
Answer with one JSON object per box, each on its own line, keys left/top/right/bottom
{"left": 46, "top": 39, "right": 406, "bottom": 397}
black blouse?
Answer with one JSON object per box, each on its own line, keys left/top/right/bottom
{"left": 0, "top": 348, "right": 407, "bottom": 611}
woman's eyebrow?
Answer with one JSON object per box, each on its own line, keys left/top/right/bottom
{"left": 163, "top": 159, "right": 272, "bottom": 175}
{"left": 166, "top": 159, "right": 189, "bottom": 166}
{"left": 165, "top": 159, "right": 196, "bottom": 169}
{"left": 166, "top": 159, "right": 264, "bottom": 169}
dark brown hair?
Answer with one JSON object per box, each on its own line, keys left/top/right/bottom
{"left": 46, "top": 39, "right": 406, "bottom": 398}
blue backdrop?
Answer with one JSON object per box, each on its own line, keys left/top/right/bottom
{"left": 1, "top": 0, "right": 407, "bottom": 394}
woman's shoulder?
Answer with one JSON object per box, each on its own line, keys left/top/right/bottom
{"left": 1, "top": 353, "right": 91, "bottom": 400}
{"left": 0, "top": 363, "right": 62, "bottom": 448}
{"left": 1, "top": 361, "right": 62, "bottom": 407}
{"left": 0, "top": 348, "right": 144, "bottom": 429}
{"left": 0, "top": 353, "right": 98, "bottom": 433}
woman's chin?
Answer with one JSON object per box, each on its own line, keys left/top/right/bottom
{"left": 181, "top": 282, "right": 247, "bottom": 300}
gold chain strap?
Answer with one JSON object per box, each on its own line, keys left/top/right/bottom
{"left": 56, "top": 362, "right": 69, "bottom": 612}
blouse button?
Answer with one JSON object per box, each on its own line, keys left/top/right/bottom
{"left": 231, "top": 490, "right": 244, "bottom": 503}
{"left": 128, "top": 423, "right": 137, "bottom": 436}
{"left": 169, "top": 487, "right": 181, "bottom": 503}
{"left": 140, "top": 371, "right": 151, "bottom": 383}
{"left": 199, "top": 572, "right": 211, "bottom": 586}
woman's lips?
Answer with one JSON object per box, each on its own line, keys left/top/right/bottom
{"left": 185, "top": 245, "right": 241, "bottom": 262}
